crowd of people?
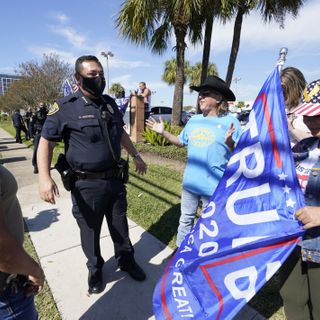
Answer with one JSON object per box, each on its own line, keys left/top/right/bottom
{"left": 2, "top": 56, "right": 320, "bottom": 319}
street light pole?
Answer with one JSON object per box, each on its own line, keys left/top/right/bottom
{"left": 232, "top": 77, "right": 241, "bottom": 99}
{"left": 101, "top": 51, "right": 114, "bottom": 94}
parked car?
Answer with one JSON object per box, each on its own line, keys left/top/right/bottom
{"left": 149, "top": 106, "right": 189, "bottom": 125}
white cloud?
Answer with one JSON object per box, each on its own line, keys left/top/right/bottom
{"left": 49, "top": 26, "right": 86, "bottom": 48}
{"left": 239, "top": 3, "right": 320, "bottom": 54}
{"left": 111, "top": 74, "right": 135, "bottom": 90}
{"left": 108, "top": 57, "right": 149, "bottom": 69}
{"left": 27, "top": 45, "right": 77, "bottom": 65}
{"left": 188, "top": 1, "right": 320, "bottom": 56}
{"left": 51, "top": 12, "right": 69, "bottom": 24}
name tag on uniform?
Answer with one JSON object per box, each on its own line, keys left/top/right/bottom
{"left": 79, "top": 115, "right": 95, "bottom": 119}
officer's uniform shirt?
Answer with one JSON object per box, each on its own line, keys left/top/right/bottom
{"left": 12, "top": 112, "right": 23, "bottom": 127}
{"left": 32, "top": 108, "right": 47, "bottom": 133}
{"left": 41, "top": 90, "right": 124, "bottom": 172}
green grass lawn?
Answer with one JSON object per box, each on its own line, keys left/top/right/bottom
{"left": 23, "top": 229, "right": 62, "bottom": 320}
{"left": 127, "top": 162, "right": 182, "bottom": 248}
{"left": 0, "top": 120, "right": 285, "bottom": 319}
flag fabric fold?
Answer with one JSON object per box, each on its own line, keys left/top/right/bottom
{"left": 153, "top": 67, "right": 306, "bottom": 319}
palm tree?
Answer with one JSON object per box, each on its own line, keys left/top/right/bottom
{"left": 162, "top": 58, "right": 190, "bottom": 86}
{"left": 188, "top": 62, "right": 219, "bottom": 89}
{"left": 200, "top": 15, "right": 214, "bottom": 84}
{"left": 225, "top": 0, "right": 305, "bottom": 87}
{"left": 116, "top": 0, "right": 203, "bottom": 126}
{"left": 109, "top": 83, "right": 125, "bottom": 98}
{"left": 198, "top": 1, "right": 232, "bottom": 84}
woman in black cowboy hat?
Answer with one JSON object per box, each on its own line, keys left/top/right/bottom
{"left": 146, "top": 75, "right": 242, "bottom": 249}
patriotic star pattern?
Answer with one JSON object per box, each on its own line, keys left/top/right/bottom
{"left": 292, "top": 79, "right": 320, "bottom": 116}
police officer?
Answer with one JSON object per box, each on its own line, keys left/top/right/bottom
{"left": 37, "top": 55, "right": 147, "bottom": 294}
{"left": 12, "top": 109, "right": 28, "bottom": 143}
{"left": 31, "top": 102, "right": 47, "bottom": 174}
{"left": 24, "top": 107, "right": 33, "bottom": 139}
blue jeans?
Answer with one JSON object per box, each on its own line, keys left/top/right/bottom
{"left": 176, "top": 188, "right": 210, "bottom": 247}
{"left": 0, "top": 287, "right": 38, "bottom": 320}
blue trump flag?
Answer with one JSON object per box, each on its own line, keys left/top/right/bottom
{"left": 153, "top": 67, "right": 306, "bottom": 319}
{"left": 63, "top": 79, "right": 73, "bottom": 96}
{"left": 115, "top": 97, "right": 130, "bottom": 116}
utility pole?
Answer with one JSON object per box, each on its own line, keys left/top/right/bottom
{"left": 101, "top": 51, "right": 114, "bottom": 94}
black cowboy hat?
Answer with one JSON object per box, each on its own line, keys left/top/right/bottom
{"left": 190, "top": 75, "right": 236, "bottom": 101}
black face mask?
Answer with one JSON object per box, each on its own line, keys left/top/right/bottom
{"left": 80, "top": 75, "right": 106, "bottom": 97}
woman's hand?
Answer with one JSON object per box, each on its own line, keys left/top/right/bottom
{"left": 224, "top": 123, "right": 236, "bottom": 150}
{"left": 145, "top": 116, "right": 165, "bottom": 135}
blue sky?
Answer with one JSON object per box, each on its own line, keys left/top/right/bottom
{"left": 1, "top": 0, "right": 319, "bottom": 107}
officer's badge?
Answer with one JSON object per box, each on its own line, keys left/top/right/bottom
{"left": 48, "top": 102, "right": 59, "bottom": 116}
{"left": 107, "top": 104, "right": 114, "bottom": 114}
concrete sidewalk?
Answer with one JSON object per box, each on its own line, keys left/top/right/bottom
{"left": 0, "top": 128, "right": 173, "bottom": 320}
{"left": 0, "top": 128, "right": 265, "bottom": 320}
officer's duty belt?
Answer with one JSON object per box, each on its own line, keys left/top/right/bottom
{"left": 0, "top": 274, "right": 29, "bottom": 292}
{"left": 74, "top": 169, "right": 119, "bottom": 180}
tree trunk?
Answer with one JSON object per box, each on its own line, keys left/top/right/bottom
{"left": 225, "top": 7, "right": 244, "bottom": 88}
{"left": 200, "top": 15, "right": 214, "bottom": 84}
{"left": 172, "top": 25, "right": 187, "bottom": 126}
{"left": 197, "top": 15, "right": 214, "bottom": 113}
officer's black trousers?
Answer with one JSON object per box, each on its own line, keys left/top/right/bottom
{"left": 14, "top": 126, "right": 28, "bottom": 143}
{"left": 14, "top": 126, "right": 22, "bottom": 143}
{"left": 32, "top": 133, "right": 41, "bottom": 167}
{"left": 71, "top": 178, "right": 134, "bottom": 273}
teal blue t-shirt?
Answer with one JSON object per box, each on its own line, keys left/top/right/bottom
{"left": 178, "top": 113, "right": 241, "bottom": 196}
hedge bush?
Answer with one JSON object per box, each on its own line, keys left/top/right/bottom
{"left": 135, "top": 142, "right": 187, "bottom": 162}
{"left": 143, "top": 121, "right": 183, "bottom": 147}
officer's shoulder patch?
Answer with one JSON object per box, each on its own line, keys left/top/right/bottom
{"left": 47, "top": 102, "right": 59, "bottom": 116}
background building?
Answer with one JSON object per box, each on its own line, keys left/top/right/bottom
{"left": 0, "top": 73, "right": 20, "bottom": 96}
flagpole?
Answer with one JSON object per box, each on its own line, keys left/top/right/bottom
{"left": 277, "top": 47, "right": 288, "bottom": 72}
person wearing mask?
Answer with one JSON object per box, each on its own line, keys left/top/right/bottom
{"left": 37, "top": 55, "right": 147, "bottom": 295}
{"left": 31, "top": 102, "right": 48, "bottom": 174}
{"left": 279, "top": 79, "right": 320, "bottom": 320}
{"left": 0, "top": 165, "right": 44, "bottom": 319}
{"left": 146, "top": 75, "right": 242, "bottom": 250}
